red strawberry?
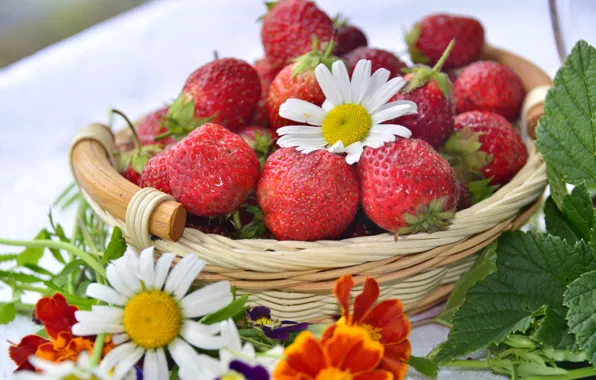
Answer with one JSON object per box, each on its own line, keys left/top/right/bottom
{"left": 358, "top": 138, "right": 459, "bottom": 234}
{"left": 442, "top": 111, "right": 528, "bottom": 186}
{"left": 267, "top": 39, "right": 339, "bottom": 130}
{"left": 455, "top": 61, "right": 525, "bottom": 121}
{"left": 237, "top": 126, "right": 277, "bottom": 169}
{"left": 332, "top": 15, "right": 368, "bottom": 56}
{"left": 343, "top": 47, "right": 407, "bottom": 78}
{"left": 258, "top": 148, "right": 360, "bottom": 241}
{"left": 261, "top": 0, "right": 334, "bottom": 69}
{"left": 341, "top": 211, "right": 384, "bottom": 238}
{"left": 456, "top": 179, "right": 471, "bottom": 211}
{"left": 177, "top": 58, "right": 260, "bottom": 131}
{"left": 168, "top": 123, "right": 260, "bottom": 216}
{"left": 406, "top": 14, "right": 484, "bottom": 69}
{"left": 250, "top": 58, "right": 280, "bottom": 127}
{"left": 139, "top": 150, "right": 171, "bottom": 194}
{"left": 122, "top": 167, "right": 141, "bottom": 186}
{"left": 136, "top": 106, "right": 175, "bottom": 147}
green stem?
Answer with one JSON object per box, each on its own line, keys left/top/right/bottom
{"left": 67, "top": 200, "right": 87, "bottom": 294}
{"left": 439, "top": 359, "right": 517, "bottom": 369}
{"left": 112, "top": 109, "right": 142, "bottom": 152}
{"left": 14, "top": 301, "right": 35, "bottom": 313}
{"left": 523, "top": 367, "right": 596, "bottom": 380}
{"left": 410, "top": 317, "right": 452, "bottom": 329}
{"left": 432, "top": 39, "right": 455, "bottom": 72}
{"left": 496, "top": 348, "right": 517, "bottom": 360}
{"left": 89, "top": 333, "right": 106, "bottom": 368}
{"left": 0, "top": 238, "right": 106, "bottom": 278}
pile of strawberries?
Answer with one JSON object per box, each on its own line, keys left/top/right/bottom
{"left": 116, "top": 0, "right": 529, "bottom": 242}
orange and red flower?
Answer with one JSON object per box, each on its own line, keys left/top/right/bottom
{"left": 8, "top": 293, "right": 112, "bottom": 372}
{"left": 322, "top": 275, "right": 411, "bottom": 380}
{"left": 274, "top": 324, "right": 393, "bottom": 380}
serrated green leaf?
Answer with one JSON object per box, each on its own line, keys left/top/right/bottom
{"left": 436, "top": 244, "right": 497, "bottom": 325}
{"left": 407, "top": 355, "right": 438, "bottom": 378}
{"left": 16, "top": 230, "right": 50, "bottom": 266}
{"left": 102, "top": 227, "right": 126, "bottom": 265}
{"left": 546, "top": 164, "right": 569, "bottom": 210}
{"left": 544, "top": 197, "right": 580, "bottom": 243}
{"left": 434, "top": 231, "right": 596, "bottom": 362}
{"left": 0, "top": 302, "right": 16, "bottom": 324}
{"left": 200, "top": 295, "right": 248, "bottom": 325}
{"left": 536, "top": 40, "right": 596, "bottom": 187}
{"left": 561, "top": 184, "right": 595, "bottom": 242}
{"left": 564, "top": 269, "right": 596, "bottom": 366}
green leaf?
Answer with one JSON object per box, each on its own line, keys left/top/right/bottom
{"left": 434, "top": 231, "right": 596, "bottom": 362}
{"left": 544, "top": 197, "right": 580, "bottom": 243}
{"left": 35, "top": 328, "right": 49, "bottom": 338}
{"left": 544, "top": 184, "right": 595, "bottom": 244}
{"left": 16, "top": 230, "right": 50, "bottom": 266}
{"left": 516, "top": 362, "right": 567, "bottom": 377}
{"left": 0, "top": 270, "right": 44, "bottom": 283}
{"left": 23, "top": 264, "right": 54, "bottom": 277}
{"left": 0, "top": 254, "right": 18, "bottom": 262}
{"left": 564, "top": 269, "right": 596, "bottom": 366}
{"left": 436, "top": 244, "right": 497, "bottom": 325}
{"left": 200, "top": 295, "right": 248, "bottom": 325}
{"left": 102, "top": 227, "right": 126, "bottom": 265}
{"left": 546, "top": 164, "right": 569, "bottom": 209}
{"left": 0, "top": 302, "right": 16, "bottom": 324}
{"left": 536, "top": 40, "right": 596, "bottom": 187}
{"left": 407, "top": 355, "right": 438, "bottom": 378}
{"left": 57, "top": 259, "right": 86, "bottom": 277}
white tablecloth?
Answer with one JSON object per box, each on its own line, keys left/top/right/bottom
{"left": 0, "top": 0, "right": 563, "bottom": 378}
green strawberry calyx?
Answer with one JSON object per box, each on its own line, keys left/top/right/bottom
{"left": 467, "top": 177, "right": 499, "bottom": 205}
{"left": 247, "top": 130, "right": 275, "bottom": 170}
{"left": 399, "top": 197, "right": 456, "bottom": 235}
{"left": 405, "top": 23, "right": 431, "bottom": 65}
{"left": 291, "top": 35, "right": 340, "bottom": 78}
{"left": 402, "top": 39, "right": 455, "bottom": 100}
{"left": 157, "top": 93, "right": 214, "bottom": 141}
{"left": 112, "top": 109, "right": 162, "bottom": 175}
{"left": 441, "top": 126, "right": 494, "bottom": 182}
{"left": 332, "top": 13, "right": 349, "bottom": 28}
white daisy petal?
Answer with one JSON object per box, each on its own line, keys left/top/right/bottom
{"left": 322, "top": 100, "right": 334, "bottom": 112}
{"left": 143, "top": 349, "right": 158, "bottom": 380}
{"left": 365, "top": 68, "right": 391, "bottom": 98}
{"left": 180, "top": 281, "right": 232, "bottom": 318}
{"left": 72, "top": 322, "right": 124, "bottom": 336}
{"left": 181, "top": 320, "right": 230, "bottom": 350}
{"left": 277, "top": 136, "right": 328, "bottom": 149}
{"left": 279, "top": 99, "right": 326, "bottom": 126}
{"left": 299, "top": 146, "right": 326, "bottom": 154}
{"left": 107, "top": 260, "right": 138, "bottom": 298}
{"left": 221, "top": 319, "right": 242, "bottom": 351}
{"left": 315, "top": 63, "right": 343, "bottom": 106}
{"left": 277, "top": 125, "right": 325, "bottom": 136}
{"left": 99, "top": 342, "right": 136, "bottom": 374}
{"left": 344, "top": 142, "right": 364, "bottom": 165}
{"left": 155, "top": 348, "right": 169, "bottom": 380}
{"left": 138, "top": 246, "right": 156, "bottom": 288}
{"left": 168, "top": 338, "right": 203, "bottom": 371}
{"left": 113, "top": 346, "right": 144, "bottom": 380}
{"left": 370, "top": 124, "right": 412, "bottom": 138}
{"left": 328, "top": 140, "right": 346, "bottom": 153}
{"left": 172, "top": 259, "right": 205, "bottom": 300}
{"left": 381, "top": 99, "right": 418, "bottom": 114}
{"left": 362, "top": 133, "right": 394, "bottom": 149}
{"left": 332, "top": 60, "right": 352, "bottom": 103}
{"left": 164, "top": 254, "right": 198, "bottom": 295}
{"left": 363, "top": 77, "right": 407, "bottom": 114}
{"left": 112, "top": 333, "right": 130, "bottom": 345}
{"left": 351, "top": 60, "right": 372, "bottom": 104}
{"left": 86, "top": 283, "right": 127, "bottom": 305}
{"left": 75, "top": 307, "right": 122, "bottom": 325}
{"left": 372, "top": 102, "right": 417, "bottom": 124}
{"left": 153, "top": 252, "right": 175, "bottom": 290}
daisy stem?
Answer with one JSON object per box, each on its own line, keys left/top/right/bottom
{"left": 89, "top": 333, "right": 106, "bottom": 368}
{"left": 0, "top": 238, "right": 106, "bottom": 278}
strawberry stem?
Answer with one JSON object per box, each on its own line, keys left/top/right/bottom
{"left": 324, "top": 31, "right": 337, "bottom": 58}
{"left": 432, "top": 39, "right": 455, "bottom": 73}
{"left": 311, "top": 35, "right": 319, "bottom": 51}
{"left": 112, "top": 109, "right": 142, "bottom": 152}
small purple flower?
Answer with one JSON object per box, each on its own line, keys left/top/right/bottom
{"left": 246, "top": 306, "right": 309, "bottom": 341}
{"left": 228, "top": 360, "right": 270, "bottom": 380}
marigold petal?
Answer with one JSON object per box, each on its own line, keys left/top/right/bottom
{"left": 333, "top": 275, "right": 354, "bottom": 321}
{"left": 353, "top": 277, "right": 380, "bottom": 323}
{"left": 276, "top": 331, "right": 326, "bottom": 378}
{"left": 324, "top": 325, "right": 384, "bottom": 373}
{"left": 382, "top": 340, "right": 411, "bottom": 380}
{"left": 354, "top": 369, "right": 394, "bottom": 380}
{"left": 320, "top": 324, "right": 336, "bottom": 345}
{"left": 9, "top": 335, "right": 48, "bottom": 370}
{"left": 361, "top": 299, "right": 410, "bottom": 345}
{"left": 35, "top": 293, "right": 78, "bottom": 340}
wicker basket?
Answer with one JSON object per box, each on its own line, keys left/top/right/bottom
{"left": 69, "top": 45, "right": 551, "bottom": 322}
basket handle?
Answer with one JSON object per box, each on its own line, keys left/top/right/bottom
{"left": 69, "top": 124, "right": 186, "bottom": 242}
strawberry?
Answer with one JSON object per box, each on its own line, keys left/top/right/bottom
{"left": 257, "top": 148, "right": 360, "bottom": 241}
{"left": 455, "top": 179, "right": 471, "bottom": 211}
{"left": 454, "top": 61, "right": 525, "bottom": 121}
{"left": 442, "top": 111, "right": 528, "bottom": 186}
{"left": 341, "top": 210, "right": 384, "bottom": 239}
{"left": 166, "top": 58, "right": 260, "bottom": 134}
{"left": 358, "top": 138, "right": 459, "bottom": 234}
{"left": 139, "top": 150, "right": 171, "bottom": 194}
{"left": 251, "top": 57, "right": 281, "bottom": 127}
{"left": 114, "top": 110, "right": 161, "bottom": 186}
{"left": 406, "top": 14, "right": 484, "bottom": 69}
{"left": 267, "top": 38, "right": 339, "bottom": 130}
{"left": 186, "top": 214, "right": 234, "bottom": 237}
{"left": 332, "top": 14, "right": 368, "bottom": 56}
{"left": 237, "top": 126, "right": 277, "bottom": 169}
{"left": 387, "top": 41, "right": 456, "bottom": 149}
{"left": 136, "top": 106, "right": 175, "bottom": 147}
{"left": 168, "top": 123, "right": 260, "bottom": 216}
{"left": 343, "top": 47, "right": 407, "bottom": 78}
{"left": 261, "top": 0, "right": 334, "bottom": 69}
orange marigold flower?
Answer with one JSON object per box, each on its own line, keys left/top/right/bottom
{"left": 322, "top": 275, "right": 411, "bottom": 380}
{"left": 35, "top": 293, "right": 78, "bottom": 339}
{"left": 274, "top": 324, "right": 393, "bottom": 380}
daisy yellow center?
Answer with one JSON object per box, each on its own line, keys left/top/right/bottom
{"left": 316, "top": 368, "right": 353, "bottom": 380}
{"left": 359, "top": 323, "right": 383, "bottom": 342}
{"left": 123, "top": 290, "right": 182, "bottom": 349}
{"left": 322, "top": 104, "right": 372, "bottom": 147}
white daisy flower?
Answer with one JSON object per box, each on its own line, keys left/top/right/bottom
{"left": 277, "top": 59, "right": 417, "bottom": 164}
{"left": 12, "top": 352, "right": 111, "bottom": 380}
{"left": 178, "top": 319, "right": 283, "bottom": 380}
{"left": 72, "top": 247, "right": 234, "bottom": 380}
